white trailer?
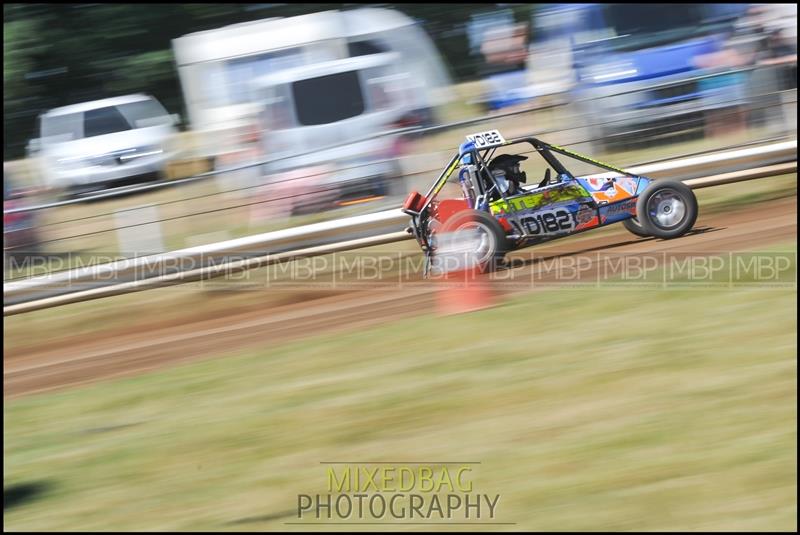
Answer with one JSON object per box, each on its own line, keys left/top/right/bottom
{"left": 172, "top": 7, "right": 453, "bottom": 157}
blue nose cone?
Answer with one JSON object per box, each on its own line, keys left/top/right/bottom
{"left": 459, "top": 140, "right": 476, "bottom": 165}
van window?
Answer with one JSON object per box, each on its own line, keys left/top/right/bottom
{"left": 84, "top": 106, "right": 132, "bottom": 138}
{"left": 292, "top": 70, "right": 365, "bottom": 126}
{"left": 605, "top": 4, "right": 704, "bottom": 37}
{"left": 573, "top": 4, "right": 717, "bottom": 51}
{"left": 348, "top": 39, "right": 388, "bottom": 57}
{"left": 117, "top": 98, "right": 172, "bottom": 129}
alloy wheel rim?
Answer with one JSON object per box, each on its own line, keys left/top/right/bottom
{"left": 648, "top": 190, "right": 687, "bottom": 229}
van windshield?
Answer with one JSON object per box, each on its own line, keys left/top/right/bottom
{"left": 41, "top": 98, "right": 171, "bottom": 141}
{"left": 572, "top": 4, "right": 738, "bottom": 52}
{"left": 83, "top": 106, "right": 132, "bottom": 137}
{"left": 292, "top": 70, "right": 365, "bottom": 126}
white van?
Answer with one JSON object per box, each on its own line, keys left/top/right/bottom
{"left": 253, "top": 52, "right": 406, "bottom": 206}
{"left": 32, "top": 94, "right": 178, "bottom": 194}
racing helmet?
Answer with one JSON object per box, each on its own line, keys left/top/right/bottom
{"left": 488, "top": 154, "right": 528, "bottom": 192}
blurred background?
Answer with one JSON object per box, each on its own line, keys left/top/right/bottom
{"left": 4, "top": 5, "right": 797, "bottom": 531}
{"left": 3, "top": 3, "right": 797, "bottom": 272}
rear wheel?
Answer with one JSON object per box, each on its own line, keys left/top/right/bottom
{"left": 434, "top": 209, "right": 509, "bottom": 274}
{"left": 622, "top": 216, "right": 650, "bottom": 238}
{"left": 636, "top": 180, "right": 698, "bottom": 239}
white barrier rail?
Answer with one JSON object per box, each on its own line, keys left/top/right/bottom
{"left": 4, "top": 232, "right": 411, "bottom": 316}
{"left": 7, "top": 70, "right": 794, "bottom": 214}
{"left": 4, "top": 140, "right": 797, "bottom": 313}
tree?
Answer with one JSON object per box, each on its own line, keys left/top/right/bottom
{"left": 4, "top": 14, "right": 49, "bottom": 157}
{"left": 3, "top": 3, "right": 529, "bottom": 159}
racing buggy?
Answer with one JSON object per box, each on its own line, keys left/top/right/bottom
{"left": 402, "top": 130, "right": 698, "bottom": 275}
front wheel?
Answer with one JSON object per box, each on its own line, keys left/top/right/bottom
{"left": 636, "top": 180, "right": 698, "bottom": 239}
{"left": 434, "top": 209, "right": 509, "bottom": 274}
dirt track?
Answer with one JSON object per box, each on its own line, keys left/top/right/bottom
{"left": 4, "top": 196, "right": 796, "bottom": 398}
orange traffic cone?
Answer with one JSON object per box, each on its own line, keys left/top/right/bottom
{"left": 433, "top": 229, "right": 496, "bottom": 316}
{"left": 436, "top": 268, "right": 496, "bottom": 315}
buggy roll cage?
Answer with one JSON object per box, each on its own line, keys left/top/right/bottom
{"left": 403, "top": 136, "right": 641, "bottom": 250}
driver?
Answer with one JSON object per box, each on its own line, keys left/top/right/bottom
{"left": 487, "top": 154, "right": 528, "bottom": 196}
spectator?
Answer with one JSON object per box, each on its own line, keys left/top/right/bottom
{"left": 694, "top": 35, "right": 750, "bottom": 138}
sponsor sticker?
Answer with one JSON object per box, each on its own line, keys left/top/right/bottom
{"left": 489, "top": 185, "right": 590, "bottom": 215}
{"left": 576, "top": 204, "right": 594, "bottom": 224}
{"left": 603, "top": 198, "right": 637, "bottom": 215}
{"left": 585, "top": 177, "right": 612, "bottom": 191}
{"left": 600, "top": 198, "right": 637, "bottom": 222}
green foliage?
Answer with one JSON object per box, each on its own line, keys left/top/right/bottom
{"left": 2, "top": 3, "right": 513, "bottom": 159}
{"left": 4, "top": 17, "right": 46, "bottom": 129}
{"left": 4, "top": 19, "right": 36, "bottom": 94}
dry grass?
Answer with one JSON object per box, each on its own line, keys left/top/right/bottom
{"left": 3, "top": 255, "right": 796, "bottom": 530}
